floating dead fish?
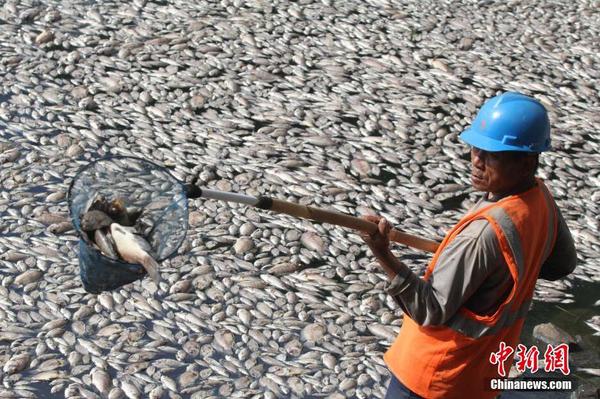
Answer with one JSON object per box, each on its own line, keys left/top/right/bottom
{"left": 3, "top": 353, "right": 30, "bottom": 374}
{"left": 105, "top": 198, "right": 140, "bottom": 226}
{"left": 110, "top": 223, "right": 160, "bottom": 283}
{"left": 94, "top": 229, "right": 119, "bottom": 259}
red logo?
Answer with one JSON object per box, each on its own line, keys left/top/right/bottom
{"left": 544, "top": 344, "right": 570, "bottom": 375}
{"left": 489, "top": 341, "right": 514, "bottom": 377}
{"left": 515, "top": 344, "right": 540, "bottom": 373}
{"left": 490, "top": 342, "right": 571, "bottom": 377}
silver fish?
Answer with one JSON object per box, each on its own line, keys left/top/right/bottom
{"left": 110, "top": 223, "right": 160, "bottom": 283}
{"left": 94, "top": 229, "right": 118, "bottom": 259}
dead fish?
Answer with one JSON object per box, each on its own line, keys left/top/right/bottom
{"left": 110, "top": 223, "right": 160, "bottom": 283}
{"left": 85, "top": 193, "right": 109, "bottom": 213}
{"left": 577, "top": 368, "right": 600, "bottom": 377}
{"left": 81, "top": 210, "right": 113, "bottom": 231}
{"left": 134, "top": 214, "right": 155, "bottom": 236}
{"left": 85, "top": 195, "right": 140, "bottom": 226}
{"left": 94, "top": 229, "right": 118, "bottom": 259}
{"left": 106, "top": 198, "right": 139, "bottom": 226}
{"left": 91, "top": 368, "right": 111, "bottom": 395}
{"left": 3, "top": 353, "right": 30, "bottom": 374}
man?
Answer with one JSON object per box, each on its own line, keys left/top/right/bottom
{"left": 361, "top": 92, "right": 577, "bottom": 399}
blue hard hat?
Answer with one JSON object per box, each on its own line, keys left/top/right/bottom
{"left": 459, "top": 92, "right": 551, "bottom": 152}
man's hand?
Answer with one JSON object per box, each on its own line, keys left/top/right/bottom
{"left": 360, "top": 215, "right": 411, "bottom": 280}
{"left": 360, "top": 215, "right": 393, "bottom": 260}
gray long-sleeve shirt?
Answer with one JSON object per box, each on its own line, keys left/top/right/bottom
{"left": 386, "top": 194, "right": 577, "bottom": 326}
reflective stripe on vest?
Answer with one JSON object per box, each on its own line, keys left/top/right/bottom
{"left": 445, "top": 298, "right": 532, "bottom": 339}
{"left": 487, "top": 206, "right": 525, "bottom": 279}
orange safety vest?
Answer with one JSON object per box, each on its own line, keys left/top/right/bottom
{"left": 384, "top": 180, "right": 558, "bottom": 399}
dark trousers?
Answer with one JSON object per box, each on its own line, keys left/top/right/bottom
{"left": 385, "top": 374, "right": 424, "bottom": 399}
{"left": 385, "top": 374, "right": 504, "bottom": 399}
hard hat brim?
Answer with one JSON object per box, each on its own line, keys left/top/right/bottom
{"left": 459, "top": 128, "right": 546, "bottom": 152}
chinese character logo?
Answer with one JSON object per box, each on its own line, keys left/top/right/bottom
{"left": 490, "top": 342, "right": 571, "bottom": 377}
{"left": 544, "top": 343, "right": 570, "bottom": 375}
{"left": 489, "top": 341, "right": 514, "bottom": 377}
{"left": 515, "top": 344, "right": 540, "bottom": 373}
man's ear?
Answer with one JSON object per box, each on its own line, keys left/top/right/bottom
{"left": 524, "top": 153, "right": 539, "bottom": 177}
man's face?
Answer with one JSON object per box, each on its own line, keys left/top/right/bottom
{"left": 470, "top": 147, "right": 533, "bottom": 195}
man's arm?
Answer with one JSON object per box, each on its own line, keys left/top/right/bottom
{"left": 381, "top": 220, "right": 506, "bottom": 326}
{"left": 539, "top": 207, "right": 577, "bottom": 280}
